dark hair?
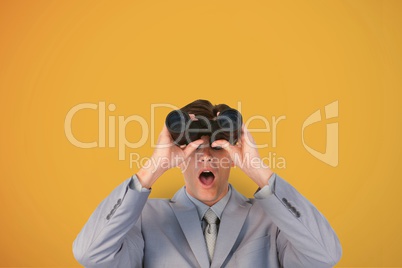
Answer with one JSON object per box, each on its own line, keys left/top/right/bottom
{"left": 180, "top": 99, "right": 232, "bottom": 120}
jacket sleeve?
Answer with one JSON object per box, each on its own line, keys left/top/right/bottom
{"left": 72, "top": 175, "right": 150, "bottom": 268}
{"left": 254, "top": 173, "right": 342, "bottom": 268}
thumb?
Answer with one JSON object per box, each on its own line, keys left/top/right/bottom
{"left": 183, "top": 139, "right": 204, "bottom": 158}
{"left": 211, "top": 139, "right": 236, "bottom": 159}
{"left": 211, "top": 139, "right": 230, "bottom": 150}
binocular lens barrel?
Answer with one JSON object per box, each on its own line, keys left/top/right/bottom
{"left": 165, "top": 109, "right": 242, "bottom": 146}
{"left": 165, "top": 110, "right": 192, "bottom": 145}
{"left": 165, "top": 110, "right": 189, "bottom": 134}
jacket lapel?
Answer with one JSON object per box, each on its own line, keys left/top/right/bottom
{"left": 211, "top": 187, "right": 253, "bottom": 268}
{"left": 169, "top": 188, "right": 210, "bottom": 268}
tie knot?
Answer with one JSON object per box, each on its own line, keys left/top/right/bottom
{"left": 203, "top": 208, "right": 218, "bottom": 224}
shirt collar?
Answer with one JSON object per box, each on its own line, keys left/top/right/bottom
{"left": 185, "top": 184, "right": 232, "bottom": 221}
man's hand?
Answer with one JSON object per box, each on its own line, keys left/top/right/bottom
{"left": 136, "top": 125, "right": 203, "bottom": 189}
{"left": 212, "top": 124, "right": 273, "bottom": 188}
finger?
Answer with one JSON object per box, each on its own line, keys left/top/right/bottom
{"left": 213, "top": 140, "right": 242, "bottom": 165}
{"left": 156, "top": 125, "right": 174, "bottom": 147}
{"left": 241, "top": 124, "right": 256, "bottom": 147}
{"left": 160, "top": 125, "right": 172, "bottom": 138}
{"left": 236, "top": 138, "right": 242, "bottom": 147}
{"left": 187, "top": 138, "right": 204, "bottom": 148}
{"left": 183, "top": 139, "right": 204, "bottom": 158}
{"left": 211, "top": 139, "right": 230, "bottom": 150}
{"left": 211, "top": 139, "right": 237, "bottom": 157}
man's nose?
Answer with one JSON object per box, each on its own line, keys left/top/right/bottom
{"left": 198, "top": 146, "right": 213, "bottom": 162}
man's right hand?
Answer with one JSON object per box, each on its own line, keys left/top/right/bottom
{"left": 136, "top": 125, "right": 203, "bottom": 189}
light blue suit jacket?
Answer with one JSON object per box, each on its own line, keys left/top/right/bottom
{"left": 73, "top": 174, "right": 342, "bottom": 267}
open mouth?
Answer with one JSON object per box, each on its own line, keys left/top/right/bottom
{"left": 198, "top": 170, "right": 215, "bottom": 186}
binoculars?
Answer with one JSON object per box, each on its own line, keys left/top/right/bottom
{"left": 165, "top": 108, "right": 243, "bottom": 146}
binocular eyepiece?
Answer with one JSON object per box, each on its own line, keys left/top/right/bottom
{"left": 165, "top": 108, "right": 243, "bottom": 146}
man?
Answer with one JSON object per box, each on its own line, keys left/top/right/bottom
{"left": 73, "top": 100, "right": 342, "bottom": 267}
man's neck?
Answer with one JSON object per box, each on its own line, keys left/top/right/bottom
{"left": 185, "top": 185, "right": 232, "bottom": 221}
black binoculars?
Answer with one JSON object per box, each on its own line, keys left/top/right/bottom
{"left": 165, "top": 108, "right": 243, "bottom": 146}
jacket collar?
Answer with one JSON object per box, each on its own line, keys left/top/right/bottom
{"left": 169, "top": 185, "right": 252, "bottom": 268}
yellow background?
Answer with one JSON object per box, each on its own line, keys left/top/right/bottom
{"left": 0, "top": 0, "right": 401, "bottom": 267}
